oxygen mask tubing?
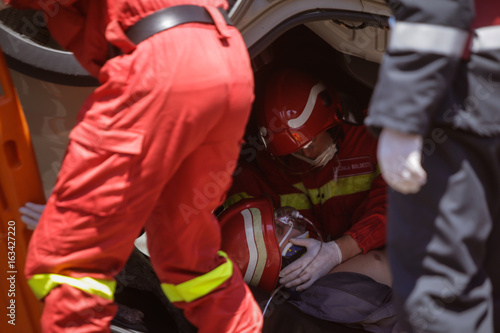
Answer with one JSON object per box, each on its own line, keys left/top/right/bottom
{"left": 262, "top": 207, "right": 324, "bottom": 317}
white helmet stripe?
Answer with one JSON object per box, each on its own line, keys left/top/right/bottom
{"left": 241, "top": 209, "right": 258, "bottom": 284}
{"left": 241, "top": 208, "right": 268, "bottom": 286}
{"left": 250, "top": 207, "right": 268, "bottom": 286}
{"left": 287, "top": 83, "right": 326, "bottom": 129}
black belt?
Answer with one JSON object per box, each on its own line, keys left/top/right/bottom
{"left": 126, "top": 5, "right": 233, "bottom": 45}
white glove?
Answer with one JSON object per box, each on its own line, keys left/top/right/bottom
{"left": 378, "top": 128, "right": 427, "bottom": 194}
{"left": 279, "top": 238, "right": 342, "bottom": 291}
{"left": 19, "top": 202, "right": 45, "bottom": 230}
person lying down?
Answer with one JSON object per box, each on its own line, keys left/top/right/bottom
{"left": 218, "top": 197, "right": 397, "bottom": 333}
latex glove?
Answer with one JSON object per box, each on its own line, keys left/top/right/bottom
{"left": 378, "top": 128, "right": 427, "bottom": 194}
{"left": 18, "top": 202, "right": 45, "bottom": 230}
{"left": 279, "top": 238, "right": 342, "bottom": 291}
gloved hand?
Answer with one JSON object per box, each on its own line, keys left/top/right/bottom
{"left": 378, "top": 127, "right": 427, "bottom": 194}
{"left": 19, "top": 202, "right": 45, "bottom": 230}
{"left": 279, "top": 238, "right": 342, "bottom": 291}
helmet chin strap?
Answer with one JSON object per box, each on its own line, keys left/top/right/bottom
{"left": 291, "top": 141, "right": 338, "bottom": 169}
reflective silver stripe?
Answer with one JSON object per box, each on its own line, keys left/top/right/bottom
{"left": 287, "top": 83, "right": 326, "bottom": 129}
{"left": 241, "top": 208, "right": 259, "bottom": 284}
{"left": 389, "top": 21, "right": 469, "bottom": 57}
{"left": 472, "top": 26, "right": 500, "bottom": 52}
{"left": 240, "top": 207, "right": 268, "bottom": 287}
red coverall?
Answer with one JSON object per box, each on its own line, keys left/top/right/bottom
{"left": 226, "top": 122, "right": 387, "bottom": 253}
{"left": 8, "top": 0, "right": 262, "bottom": 332}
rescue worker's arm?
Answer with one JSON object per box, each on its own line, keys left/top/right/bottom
{"left": 5, "top": 0, "right": 107, "bottom": 78}
{"left": 366, "top": 0, "right": 474, "bottom": 136}
{"left": 5, "top": 0, "right": 84, "bottom": 48}
{"left": 344, "top": 173, "right": 387, "bottom": 254}
{"left": 376, "top": 128, "right": 426, "bottom": 194}
{"left": 335, "top": 234, "right": 362, "bottom": 262}
{"left": 365, "top": 0, "right": 474, "bottom": 193}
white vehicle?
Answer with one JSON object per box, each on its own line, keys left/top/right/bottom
{"left": 0, "top": 1, "right": 392, "bottom": 332}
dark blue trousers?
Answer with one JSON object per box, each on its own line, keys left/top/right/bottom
{"left": 388, "top": 128, "right": 500, "bottom": 333}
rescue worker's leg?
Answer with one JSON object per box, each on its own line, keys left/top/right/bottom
{"left": 25, "top": 146, "right": 150, "bottom": 332}
{"left": 143, "top": 33, "right": 262, "bottom": 328}
{"left": 146, "top": 145, "right": 262, "bottom": 332}
{"left": 41, "top": 284, "right": 117, "bottom": 331}
{"left": 139, "top": 17, "right": 261, "bottom": 333}
{"left": 25, "top": 12, "right": 259, "bottom": 332}
{"left": 387, "top": 129, "right": 498, "bottom": 333}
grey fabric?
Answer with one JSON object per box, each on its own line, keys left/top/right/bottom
{"left": 288, "top": 272, "right": 397, "bottom": 333}
{"left": 365, "top": 0, "right": 500, "bottom": 138}
{"left": 250, "top": 285, "right": 368, "bottom": 333}
{"left": 387, "top": 130, "right": 500, "bottom": 332}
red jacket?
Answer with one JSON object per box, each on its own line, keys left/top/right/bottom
{"left": 226, "top": 123, "right": 387, "bottom": 253}
{"left": 6, "top": 0, "right": 228, "bottom": 78}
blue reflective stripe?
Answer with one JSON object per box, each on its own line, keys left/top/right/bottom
{"left": 389, "top": 21, "right": 469, "bottom": 57}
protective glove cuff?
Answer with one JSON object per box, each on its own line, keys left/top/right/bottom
{"left": 325, "top": 241, "right": 342, "bottom": 264}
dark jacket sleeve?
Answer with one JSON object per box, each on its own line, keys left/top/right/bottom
{"left": 365, "top": 0, "right": 475, "bottom": 136}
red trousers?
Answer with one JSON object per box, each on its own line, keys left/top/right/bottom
{"left": 25, "top": 14, "right": 262, "bottom": 333}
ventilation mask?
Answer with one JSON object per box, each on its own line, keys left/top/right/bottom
{"left": 291, "top": 140, "right": 337, "bottom": 169}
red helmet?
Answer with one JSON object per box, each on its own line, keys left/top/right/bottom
{"left": 257, "top": 68, "right": 342, "bottom": 156}
{"left": 218, "top": 197, "right": 281, "bottom": 293}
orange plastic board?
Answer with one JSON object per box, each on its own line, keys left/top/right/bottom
{"left": 0, "top": 47, "right": 44, "bottom": 333}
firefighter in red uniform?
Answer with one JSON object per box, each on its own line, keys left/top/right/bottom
{"left": 365, "top": 0, "right": 500, "bottom": 331}
{"left": 218, "top": 197, "right": 396, "bottom": 333}
{"left": 224, "top": 68, "right": 388, "bottom": 292}
{"left": 3, "top": 0, "right": 263, "bottom": 332}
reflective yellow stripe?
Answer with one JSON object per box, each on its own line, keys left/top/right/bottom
{"left": 28, "top": 274, "right": 116, "bottom": 300}
{"left": 282, "top": 170, "right": 380, "bottom": 208}
{"left": 223, "top": 192, "right": 254, "bottom": 209}
{"left": 280, "top": 192, "right": 311, "bottom": 210}
{"left": 315, "top": 171, "right": 379, "bottom": 204}
{"left": 161, "top": 251, "right": 233, "bottom": 303}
